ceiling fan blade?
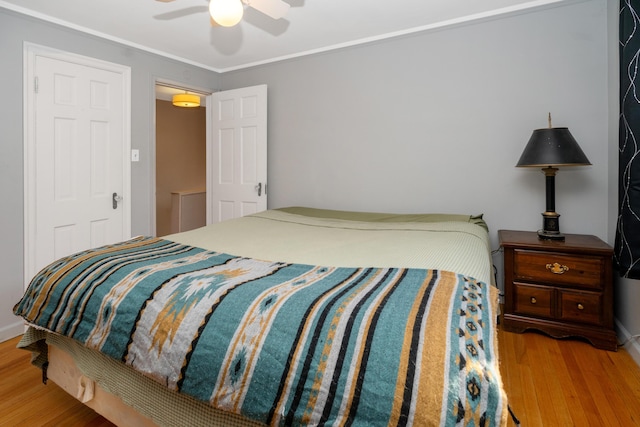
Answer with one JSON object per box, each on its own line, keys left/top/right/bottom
{"left": 246, "top": 0, "right": 290, "bottom": 20}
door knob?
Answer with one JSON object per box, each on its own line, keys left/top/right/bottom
{"left": 112, "top": 192, "right": 123, "bottom": 209}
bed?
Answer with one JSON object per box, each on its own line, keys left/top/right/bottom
{"left": 14, "top": 207, "right": 508, "bottom": 426}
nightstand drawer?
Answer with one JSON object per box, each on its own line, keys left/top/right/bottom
{"left": 513, "top": 250, "right": 604, "bottom": 289}
{"left": 559, "top": 290, "right": 602, "bottom": 325}
{"left": 513, "top": 283, "right": 553, "bottom": 318}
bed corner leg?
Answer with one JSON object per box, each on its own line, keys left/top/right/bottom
{"left": 42, "top": 361, "right": 48, "bottom": 385}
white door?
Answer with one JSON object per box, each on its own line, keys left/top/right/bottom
{"left": 208, "top": 85, "right": 267, "bottom": 223}
{"left": 24, "top": 44, "right": 131, "bottom": 280}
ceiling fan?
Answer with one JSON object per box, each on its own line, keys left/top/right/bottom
{"left": 156, "top": 0, "right": 290, "bottom": 27}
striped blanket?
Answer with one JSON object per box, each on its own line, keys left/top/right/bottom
{"left": 14, "top": 236, "right": 506, "bottom": 426}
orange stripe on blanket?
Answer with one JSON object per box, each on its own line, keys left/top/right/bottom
{"left": 414, "top": 270, "right": 457, "bottom": 425}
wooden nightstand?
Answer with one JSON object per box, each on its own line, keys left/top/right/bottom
{"left": 499, "top": 230, "right": 617, "bottom": 351}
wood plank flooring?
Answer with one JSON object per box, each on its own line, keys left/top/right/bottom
{"left": 0, "top": 335, "right": 113, "bottom": 427}
{"left": 1, "top": 329, "right": 640, "bottom": 426}
{"left": 499, "top": 328, "right": 640, "bottom": 426}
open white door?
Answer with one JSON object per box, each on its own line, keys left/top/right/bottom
{"left": 24, "top": 44, "right": 131, "bottom": 280}
{"left": 207, "top": 85, "right": 267, "bottom": 223}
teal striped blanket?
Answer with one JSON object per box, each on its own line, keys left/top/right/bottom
{"left": 14, "top": 236, "right": 506, "bottom": 426}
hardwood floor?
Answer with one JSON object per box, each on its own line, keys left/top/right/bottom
{"left": 0, "top": 336, "right": 113, "bottom": 427}
{"left": 1, "top": 330, "right": 640, "bottom": 426}
{"left": 498, "top": 328, "right": 640, "bottom": 427}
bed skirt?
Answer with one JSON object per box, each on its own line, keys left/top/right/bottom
{"left": 19, "top": 327, "right": 265, "bottom": 427}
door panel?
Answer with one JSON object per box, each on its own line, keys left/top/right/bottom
{"left": 25, "top": 45, "right": 131, "bottom": 279}
{"left": 208, "top": 85, "right": 267, "bottom": 223}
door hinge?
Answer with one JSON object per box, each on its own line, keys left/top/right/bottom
{"left": 34, "top": 76, "right": 39, "bottom": 94}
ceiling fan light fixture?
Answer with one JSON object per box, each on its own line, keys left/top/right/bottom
{"left": 172, "top": 93, "right": 201, "bottom": 108}
{"left": 209, "top": 0, "right": 244, "bottom": 27}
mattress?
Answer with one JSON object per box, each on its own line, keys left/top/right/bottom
{"left": 166, "top": 209, "right": 493, "bottom": 284}
{"left": 15, "top": 207, "right": 506, "bottom": 426}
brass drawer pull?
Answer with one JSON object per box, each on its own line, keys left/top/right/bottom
{"left": 546, "top": 262, "right": 569, "bottom": 274}
{"left": 577, "top": 303, "right": 584, "bottom": 310}
{"left": 530, "top": 297, "right": 537, "bottom": 304}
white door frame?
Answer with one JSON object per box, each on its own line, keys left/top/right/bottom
{"left": 23, "top": 43, "right": 132, "bottom": 284}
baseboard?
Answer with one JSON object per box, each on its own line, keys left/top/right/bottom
{"left": 0, "top": 321, "right": 25, "bottom": 343}
{"left": 616, "top": 319, "right": 640, "bottom": 368}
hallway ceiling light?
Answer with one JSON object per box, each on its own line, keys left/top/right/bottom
{"left": 172, "top": 93, "right": 200, "bottom": 108}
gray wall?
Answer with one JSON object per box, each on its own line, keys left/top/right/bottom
{"left": 0, "top": 8, "right": 219, "bottom": 340}
{"left": 222, "top": 1, "right": 610, "bottom": 242}
{"left": 222, "top": 3, "right": 610, "bottom": 240}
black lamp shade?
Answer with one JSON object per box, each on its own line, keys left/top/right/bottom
{"left": 516, "top": 128, "right": 591, "bottom": 167}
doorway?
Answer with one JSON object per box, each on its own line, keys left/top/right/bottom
{"left": 154, "top": 83, "right": 268, "bottom": 236}
{"left": 154, "top": 83, "right": 209, "bottom": 237}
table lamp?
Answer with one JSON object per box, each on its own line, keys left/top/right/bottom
{"left": 516, "top": 114, "right": 591, "bottom": 241}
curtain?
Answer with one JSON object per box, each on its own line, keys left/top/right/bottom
{"left": 617, "top": 0, "right": 640, "bottom": 279}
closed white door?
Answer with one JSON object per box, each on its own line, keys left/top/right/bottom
{"left": 208, "top": 85, "right": 267, "bottom": 223}
{"left": 25, "top": 45, "right": 131, "bottom": 279}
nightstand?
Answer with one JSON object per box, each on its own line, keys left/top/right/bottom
{"left": 499, "top": 230, "right": 617, "bottom": 351}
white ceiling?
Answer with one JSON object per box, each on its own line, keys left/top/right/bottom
{"left": 1, "top": 0, "right": 571, "bottom": 73}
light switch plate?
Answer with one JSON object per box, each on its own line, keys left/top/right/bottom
{"left": 131, "top": 149, "right": 140, "bottom": 162}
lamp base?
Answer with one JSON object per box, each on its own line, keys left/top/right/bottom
{"left": 538, "top": 211, "right": 565, "bottom": 241}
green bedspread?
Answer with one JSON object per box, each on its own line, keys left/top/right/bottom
{"left": 14, "top": 236, "right": 506, "bottom": 426}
